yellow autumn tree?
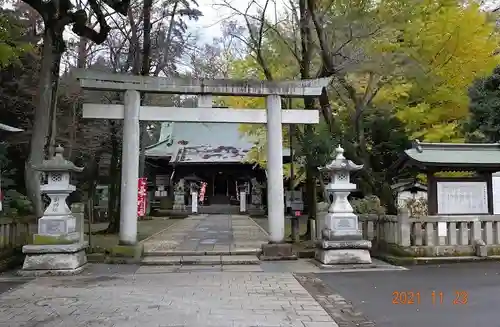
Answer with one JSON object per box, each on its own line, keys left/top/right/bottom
{"left": 375, "top": 0, "right": 500, "bottom": 142}
{"left": 218, "top": 24, "right": 307, "bottom": 180}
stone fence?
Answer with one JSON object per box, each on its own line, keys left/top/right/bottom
{"left": 0, "top": 217, "right": 36, "bottom": 255}
{"left": 357, "top": 213, "right": 500, "bottom": 257}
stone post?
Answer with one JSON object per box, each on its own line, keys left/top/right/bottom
{"left": 190, "top": 182, "right": 199, "bottom": 214}
{"left": 120, "top": 89, "right": 140, "bottom": 245}
{"left": 397, "top": 208, "right": 411, "bottom": 247}
{"left": 191, "top": 191, "right": 198, "bottom": 213}
{"left": 239, "top": 184, "right": 247, "bottom": 213}
{"left": 316, "top": 145, "right": 372, "bottom": 265}
{"left": 71, "top": 202, "right": 85, "bottom": 243}
{"left": 19, "top": 146, "right": 88, "bottom": 276}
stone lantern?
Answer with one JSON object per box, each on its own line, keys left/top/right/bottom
{"left": 20, "top": 145, "right": 88, "bottom": 276}
{"left": 316, "top": 145, "right": 372, "bottom": 265}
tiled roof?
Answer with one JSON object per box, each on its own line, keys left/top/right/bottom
{"left": 146, "top": 122, "right": 257, "bottom": 163}
{"left": 0, "top": 123, "right": 23, "bottom": 132}
{"left": 404, "top": 140, "right": 500, "bottom": 168}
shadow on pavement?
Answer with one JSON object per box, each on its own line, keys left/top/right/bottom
{"left": 0, "top": 280, "right": 29, "bottom": 295}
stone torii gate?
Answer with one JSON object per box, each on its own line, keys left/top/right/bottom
{"left": 76, "top": 71, "right": 330, "bottom": 255}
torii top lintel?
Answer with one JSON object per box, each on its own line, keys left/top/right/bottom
{"left": 74, "top": 70, "right": 332, "bottom": 97}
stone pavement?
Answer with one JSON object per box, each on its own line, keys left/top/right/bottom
{"left": 143, "top": 214, "right": 268, "bottom": 255}
{"left": 0, "top": 269, "right": 339, "bottom": 327}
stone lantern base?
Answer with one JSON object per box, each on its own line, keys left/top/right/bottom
{"left": 315, "top": 238, "right": 372, "bottom": 265}
{"left": 18, "top": 242, "right": 88, "bottom": 277}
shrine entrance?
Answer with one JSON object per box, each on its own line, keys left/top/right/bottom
{"left": 213, "top": 171, "right": 229, "bottom": 203}
{"left": 77, "top": 70, "right": 329, "bottom": 246}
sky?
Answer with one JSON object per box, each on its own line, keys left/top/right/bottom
{"left": 189, "top": 0, "right": 229, "bottom": 41}
{"left": 188, "top": 0, "right": 286, "bottom": 43}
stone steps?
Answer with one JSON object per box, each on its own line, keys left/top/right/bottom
{"left": 141, "top": 255, "right": 260, "bottom": 266}
{"left": 143, "top": 249, "right": 261, "bottom": 257}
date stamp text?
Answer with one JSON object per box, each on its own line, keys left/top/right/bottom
{"left": 392, "top": 291, "right": 468, "bottom": 305}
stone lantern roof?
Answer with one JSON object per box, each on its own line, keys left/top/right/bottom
{"left": 33, "top": 146, "right": 84, "bottom": 173}
{"left": 318, "top": 145, "right": 363, "bottom": 173}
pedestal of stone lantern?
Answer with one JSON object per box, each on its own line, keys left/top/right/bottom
{"left": 316, "top": 146, "right": 372, "bottom": 265}
{"left": 19, "top": 146, "right": 88, "bottom": 276}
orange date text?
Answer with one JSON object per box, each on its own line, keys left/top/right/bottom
{"left": 392, "top": 291, "right": 468, "bottom": 305}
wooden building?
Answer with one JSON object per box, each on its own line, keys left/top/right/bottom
{"left": 145, "top": 122, "right": 291, "bottom": 207}
{"left": 396, "top": 140, "right": 500, "bottom": 216}
{"left": 391, "top": 178, "right": 428, "bottom": 208}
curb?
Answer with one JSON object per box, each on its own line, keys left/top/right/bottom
{"left": 246, "top": 215, "right": 270, "bottom": 237}
{"left": 374, "top": 253, "right": 500, "bottom": 265}
{"left": 141, "top": 254, "right": 261, "bottom": 266}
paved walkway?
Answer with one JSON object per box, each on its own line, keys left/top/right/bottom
{"left": 143, "top": 214, "right": 268, "bottom": 255}
{"left": 0, "top": 269, "right": 338, "bottom": 327}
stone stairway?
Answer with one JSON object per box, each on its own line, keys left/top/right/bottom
{"left": 141, "top": 254, "right": 260, "bottom": 266}
{"left": 141, "top": 214, "right": 268, "bottom": 266}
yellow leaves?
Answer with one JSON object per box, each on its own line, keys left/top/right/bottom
{"left": 375, "top": 0, "right": 500, "bottom": 142}
{"left": 374, "top": 81, "right": 412, "bottom": 105}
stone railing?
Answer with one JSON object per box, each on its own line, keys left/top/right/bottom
{"left": 0, "top": 217, "right": 36, "bottom": 254}
{"left": 358, "top": 214, "right": 399, "bottom": 244}
{"left": 358, "top": 212, "right": 500, "bottom": 257}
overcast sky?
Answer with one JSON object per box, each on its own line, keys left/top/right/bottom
{"left": 188, "top": 0, "right": 285, "bottom": 43}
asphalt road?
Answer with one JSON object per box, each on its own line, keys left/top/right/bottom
{"left": 317, "top": 262, "right": 500, "bottom": 327}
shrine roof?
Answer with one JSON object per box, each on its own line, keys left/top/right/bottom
{"left": 402, "top": 140, "right": 500, "bottom": 170}
{"left": 391, "top": 178, "right": 427, "bottom": 192}
{"left": 0, "top": 122, "right": 23, "bottom": 132}
{"left": 145, "top": 122, "right": 291, "bottom": 164}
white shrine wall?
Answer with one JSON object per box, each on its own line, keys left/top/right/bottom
{"left": 493, "top": 172, "right": 500, "bottom": 214}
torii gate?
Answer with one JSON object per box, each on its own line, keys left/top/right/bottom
{"left": 76, "top": 71, "right": 330, "bottom": 248}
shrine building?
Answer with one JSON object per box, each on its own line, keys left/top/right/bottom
{"left": 145, "top": 121, "right": 291, "bottom": 209}
{"left": 395, "top": 140, "right": 500, "bottom": 216}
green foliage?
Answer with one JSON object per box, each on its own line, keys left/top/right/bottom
{"left": 2, "top": 189, "right": 33, "bottom": 216}
{"left": 351, "top": 195, "right": 386, "bottom": 215}
{"left": 0, "top": 142, "right": 32, "bottom": 217}
{"left": 0, "top": 10, "right": 33, "bottom": 67}
{"left": 465, "top": 66, "right": 500, "bottom": 142}
{"left": 298, "top": 121, "right": 339, "bottom": 169}
{"left": 400, "top": 198, "right": 428, "bottom": 218}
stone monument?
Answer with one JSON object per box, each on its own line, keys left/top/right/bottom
{"left": 19, "top": 146, "right": 88, "bottom": 276}
{"left": 316, "top": 145, "right": 372, "bottom": 265}
{"left": 250, "top": 177, "right": 263, "bottom": 208}
{"left": 173, "top": 179, "right": 186, "bottom": 211}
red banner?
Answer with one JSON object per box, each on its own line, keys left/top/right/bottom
{"left": 137, "top": 177, "right": 147, "bottom": 217}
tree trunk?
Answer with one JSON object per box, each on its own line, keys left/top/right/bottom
{"left": 302, "top": 164, "right": 317, "bottom": 240}
{"left": 138, "top": 0, "right": 153, "bottom": 177}
{"left": 47, "top": 52, "right": 61, "bottom": 157}
{"left": 106, "top": 122, "right": 121, "bottom": 233}
{"left": 25, "top": 29, "right": 58, "bottom": 217}
{"left": 69, "top": 31, "right": 88, "bottom": 159}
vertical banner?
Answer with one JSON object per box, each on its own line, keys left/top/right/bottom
{"left": 137, "top": 177, "right": 147, "bottom": 218}
{"left": 199, "top": 182, "right": 206, "bottom": 205}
